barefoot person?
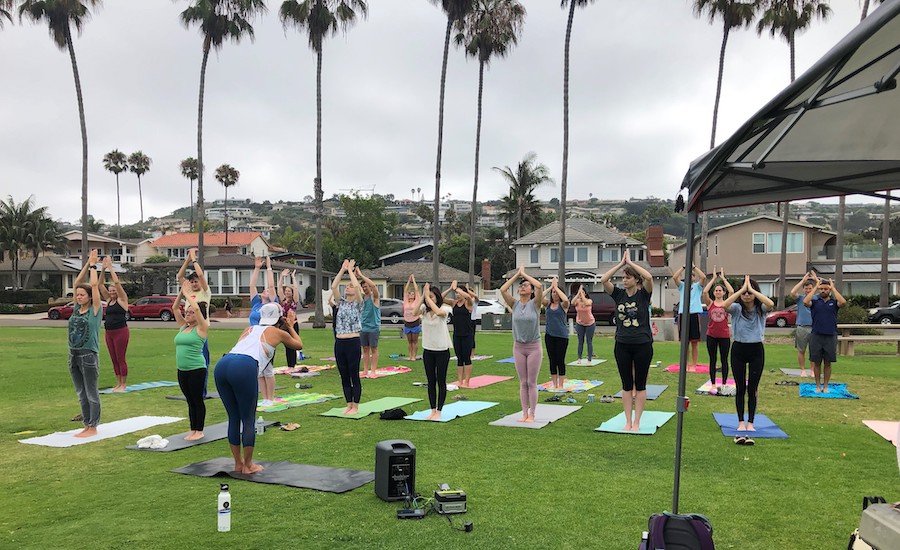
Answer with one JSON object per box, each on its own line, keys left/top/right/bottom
{"left": 356, "top": 267, "right": 381, "bottom": 378}
{"left": 249, "top": 256, "right": 278, "bottom": 406}
{"left": 790, "top": 273, "right": 816, "bottom": 377}
{"left": 571, "top": 285, "right": 595, "bottom": 364}
{"left": 173, "top": 279, "right": 210, "bottom": 441}
{"left": 600, "top": 254, "right": 654, "bottom": 432}
{"left": 721, "top": 276, "right": 774, "bottom": 440}
{"left": 421, "top": 283, "right": 451, "bottom": 420}
{"left": 444, "top": 281, "right": 474, "bottom": 387}
{"left": 804, "top": 274, "right": 846, "bottom": 393}
{"left": 672, "top": 265, "right": 707, "bottom": 371}
{"left": 701, "top": 267, "right": 734, "bottom": 394}
{"left": 543, "top": 277, "right": 570, "bottom": 390}
{"left": 500, "top": 266, "right": 543, "bottom": 422}
{"left": 403, "top": 275, "right": 422, "bottom": 361}
{"left": 177, "top": 248, "right": 212, "bottom": 397}
{"left": 332, "top": 260, "right": 364, "bottom": 415}
{"left": 69, "top": 250, "right": 103, "bottom": 438}
{"left": 278, "top": 268, "right": 302, "bottom": 370}
{"left": 99, "top": 256, "right": 130, "bottom": 392}
{"left": 214, "top": 303, "right": 302, "bottom": 473}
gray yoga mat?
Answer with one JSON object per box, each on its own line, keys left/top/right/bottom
{"left": 489, "top": 404, "right": 581, "bottom": 429}
{"left": 170, "top": 457, "right": 375, "bottom": 493}
{"left": 165, "top": 392, "right": 221, "bottom": 401}
{"left": 612, "top": 384, "right": 668, "bottom": 400}
{"left": 125, "top": 421, "right": 277, "bottom": 452}
{"left": 779, "top": 368, "right": 810, "bottom": 378}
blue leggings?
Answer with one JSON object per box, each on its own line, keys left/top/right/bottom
{"left": 576, "top": 323, "right": 595, "bottom": 359}
{"left": 214, "top": 353, "right": 258, "bottom": 448}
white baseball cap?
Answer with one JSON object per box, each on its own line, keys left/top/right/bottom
{"left": 259, "top": 303, "right": 281, "bottom": 326}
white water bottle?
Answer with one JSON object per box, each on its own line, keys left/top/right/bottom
{"left": 256, "top": 416, "right": 265, "bottom": 435}
{"left": 217, "top": 483, "right": 231, "bottom": 532}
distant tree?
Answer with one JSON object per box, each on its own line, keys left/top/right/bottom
{"left": 331, "top": 194, "right": 398, "bottom": 269}
{"left": 846, "top": 209, "right": 874, "bottom": 234}
{"left": 416, "top": 204, "right": 435, "bottom": 225}
{"left": 0, "top": 0, "right": 12, "bottom": 27}
{"left": 0, "top": 196, "right": 61, "bottom": 288}
{"left": 128, "top": 151, "right": 152, "bottom": 223}
{"left": 180, "top": 157, "right": 200, "bottom": 231}
{"left": 494, "top": 152, "right": 553, "bottom": 240}
{"left": 102, "top": 150, "right": 128, "bottom": 238}
{"left": 84, "top": 215, "right": 103, "bottom": 233}
{"left": 214, "top": 163, "right": 240, "bottom": 243}
{"left": 439, "top": 233, "right": 490, "bottom": 273}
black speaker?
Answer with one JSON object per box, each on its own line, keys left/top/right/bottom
{"left": 375, "top": 440, "right": 416, "bottom": 502}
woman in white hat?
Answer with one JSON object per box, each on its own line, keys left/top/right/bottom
{"left": 214, "top": 302, "right": 303, "bottom": 474}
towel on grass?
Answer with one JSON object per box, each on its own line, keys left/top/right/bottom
{"left": 696, "top": 379, "right": 736, "bottom": 395}
{"left": 537, "top": 379, "right": 603, "bottom": 393}
{"left": 360, "top": 366, "right": 412, "bottom": 378}
{"left": 713, "top": 413, "right": 789, "bottom": 438}
{"left": 99, "top": 381, "right": 179, "bottom": 394}
{"left": 799, "top": 383, "right": 858, "bottom": 399}
{"left": 19, "top": 416, "right": 183, "bottom": 447}
{"left": 257, "top": 392, "right": 340, "bottom": 412}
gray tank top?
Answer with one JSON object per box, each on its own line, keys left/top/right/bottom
{"left": 512, "top": 299, "right": 540, "bottom": 343}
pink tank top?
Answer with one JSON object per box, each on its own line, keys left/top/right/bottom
{"left": 575, "top": 303, "right": 595, "bottom": 326}
{"left": 706, "top": 302, "right": 731, "bottom": 339}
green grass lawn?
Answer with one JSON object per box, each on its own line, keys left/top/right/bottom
{"left": 2, "top": 327, "right": 899, "bottom": 549}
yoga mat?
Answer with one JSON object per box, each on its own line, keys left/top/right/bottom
{"left": 464, "top": 375, "right": 513, "bottom": 389}
{"left": 166, "top": 391, "right": 221, "bottom": 401}
{"left": 320, "top": 397, "right": 422, "bottom": 419}
{"left": 863, "top": 420, "right": 900, "bottom": 447}
{"left": 567, "top": 359, "right": 607, "bottom": 366}
{"left": 594, "top": 411, "right": 675, "bottom": 435}
{"left": 799, "top": 383, "right": 858, "bottom": 399}
{"left": 274, "top": 365, "right": 335, "bottom": 376}
{"left": 450, "top": 355, "right": 494, "bottom": 361}
{"left": 170, "top": 457, "right": 374, "bottom": 493}
{"left": 497, "top": 357, "right": 516, "bottom": 363}
{"left": 19, "top": 416, "right": 183, "bottom": 447}
{"left": 779, "top": 368, "right": 812, "bottom": 378}
{"left": 613, "top": 384, "right": 668, "bottom": 400}
{"left": 713, "top": 413, "right": 789, "bottom": 438}
{"left": 490, "top": 404, "right": 582, "bottom": 429}
{"left": 257, "top": 392, "right": 340, "bottom": 412}
{"left": 405, "top": 401, "right": 499, "bottom": 422}
{"left": 99, "top": 381, "right": 179, "bottom": 394}
{"left": 537, "top": 379, "right": 603, "bottom": 393}
{"left": 320, "top": 356, "right": 336, "bottom": 361}
{"left": 125, "top": 420, "right": 278, "bottom": 452}
{"left": 664, "top": 364, "right": 710, "bottom": 373}
{"left": 695, "top": 379, "right": 736, "bottom": 395}
{"left": 360, "top": 366, "right": 412, "bottom": 378}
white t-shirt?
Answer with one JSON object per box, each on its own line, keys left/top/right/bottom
{"left": 421, "top": 311, "right": 451, "bottom": 351}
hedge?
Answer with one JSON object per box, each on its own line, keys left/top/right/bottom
{"left": 210, "top": 297, "right": 244, "bottom": 308}
{"left": 0, "top": 303, "right": 52, "bottom": 314}
{"left": 0, "top": 289, "right": 52, "bottom": 304}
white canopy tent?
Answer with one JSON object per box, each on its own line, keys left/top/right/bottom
{"left": 670, "top": 0, "right": 900, "bottom": 511}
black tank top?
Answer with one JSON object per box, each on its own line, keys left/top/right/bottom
{"left": 451, "top": 304, "right": 472, "bottom": 337}
{"left": 105, "top": 301, "right": 128, "bottom": 330}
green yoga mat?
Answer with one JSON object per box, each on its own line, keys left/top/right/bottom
{"left": 320, "top": 397, "right": 422, "bottom": 419}
{"left": 594, "top": 411, "right": 675, "bottom": 435}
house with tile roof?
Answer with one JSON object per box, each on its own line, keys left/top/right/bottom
{"left": 148, "top": 232, "right": 271, "bottom": 260}
{"left": 362, "top": 261, "right": 482, "bottom": 299}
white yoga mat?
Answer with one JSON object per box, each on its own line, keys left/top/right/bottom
{"left": 489, "top": 404, "right": 581, "bottom": 429}
{"left": 19, "top": 416, "right": 183, "bottom": 448}
{"left": 567, "top": 359, "right": 607, "bottom": 366}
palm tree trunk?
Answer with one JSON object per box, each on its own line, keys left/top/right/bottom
{"left": 138, "top": 175, "right": 144, "bottom": 223}
{"left": 433, "top": 18, "right": 453, "bottom": 287}
{"left": 710, "top": 26, "right": 730, "bottom": 150}
{"left": 861, "top": 0, "right": 871, "bottom": 20}
{"left": 778, "top": 202, "right": 789, "bottom": 310}
{"left": 196, "top": 37, "right": 211, "bottom": 267}
{"left": 834, "top": 196, "right": 845, "bottom": 289}
{"left": 789, "top": 33, "right": 796, "bottom": 83}
{"left": 189, "top": 179, "right": 194, "bottom": 232}
{"left": 468, "top": 59, "right": 485, "bottom": 289}
{"left": 115, "top": 173, "right": 121, "bottom": 239}
{"left": 313, "top": 47, "right": 325, "bottom": 328}
{"left": 65, "top": 25, "right": 88, "bottom": 265}
{"left": 23, "top": 254, "right": 40, "bottom": 289}
{"left": 559, "top": 0, "right": 576, "bottom": 285}
{"left": 881, "top": 192, "right": 891, "bottom": 306}
{"left": 224, "top": 187, "right": 229, "bottom": 245}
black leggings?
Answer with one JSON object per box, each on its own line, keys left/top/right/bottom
{"left": 335, "top": 337, "right": 362, "bottom": 403}
{"left": 731, "top": 342, "right": 764, "bottom": 423}
{"left": 545, "top": 335, "right": 569, "bottom": 376}
{"left": 452, "top": 334, "right": 473, "bottom": 366}
{"left": 706, "top": 336, "right": 731, "bottom": 384}
{"left": 423, "top": 349, "right": 450, "bottom": 410}
{"left": 614, "top": 341, "right": 653, "bottom": 391}
{"left": 178, "top": 368, "right": 207, "bottom": 431}
{"left": 285, "top": 322, "right": 300, "bottom": 367}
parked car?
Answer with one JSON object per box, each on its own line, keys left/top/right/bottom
{"left": 472, "top": 299, "right": 507, "bottom": 324}
{"left": 47, "top": 301, "right": 107, "bottom": 320}
{"left": 567, "top": 291, "right": 616, "bottom": 325}
{"left": 379, "top": 298, "right": 404, "bottom": 324}
{"left": 766, "top": 304, "right": 798, "bottom": 328}
{"left": 868, "top": 300, "right": 900, "bottom": 324}
{"left": 127, "top": 295, "right": 182, "bottom": 321}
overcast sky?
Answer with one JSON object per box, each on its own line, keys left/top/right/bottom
{"left": 0, "top": 0, "right": 881, "bottom": 226}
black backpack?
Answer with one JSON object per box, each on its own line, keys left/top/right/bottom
{"left": 640, "top": 512, "right": 715, "bottom": 550}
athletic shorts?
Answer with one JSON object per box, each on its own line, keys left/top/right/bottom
{"left": 795, "top": 325, "right": 812, "bottom": 353}
{"left": 403, "top": 324, "right": 422, "bottom": 335}
{"left": 259, "top": 362, "right": 274, "bottom": 378}
{"left": 688, "top": 313, "right": 701, "bottom": 341}
{"left": 808, "top": 333, "right": 837, "bottom": 364}
{"left": 360, "top": 331, "right": 380, "bottom": 348}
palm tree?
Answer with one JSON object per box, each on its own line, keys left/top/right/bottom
{"left": 757, "top": 0, "right": 831, "bottom": 309}
{"left": 494, "top": 152, "right": 554, "bottom": 241}
{"left": 214, "top": 163, "right": 240, "bottom": 244}
{"left": 455, "top": 0, "right": 525, "bottom": 287}
{"left": 180, "top": 157, "right": 200, "bottom": 231}
{"left": 19, "top": 0, "right": 100, "bottom": 265}
{"left": 102, "top": 150, "right": 128, "bottom": 238}
{"left": 429, "top": 0, "right": 475, "bottom": 286}
{"left": 0, "top": 196, "right": 56, "bottom": 289}
{"left": 558, "top": 0, "right": 596, "bottom": 283}
{"left": 127, "top": 151, "right": 151, "bottom": 224}
{"left": 180, "top": 0, "right": 267, "bottom": 267}
{"left": 23, "top": 213, "right": 63, "bottom": 289}
{"left": 280, "top": 0, "right": 368, "bottom": 329}
{"left": 1, "top": 1, "right": 13, "bottom": 27}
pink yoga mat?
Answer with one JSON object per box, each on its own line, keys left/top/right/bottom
{"left": 863, "top": 420, "right": 899, "bottom": 447}
{"left": 464, "top": 375, "right": 513, "bottom": 389}
{"left": 665, "top": 364, "right": 710, "bottom": 373}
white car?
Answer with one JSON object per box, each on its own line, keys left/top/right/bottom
{"left": 471, "top": 299, "right": 508, "bottom": 323}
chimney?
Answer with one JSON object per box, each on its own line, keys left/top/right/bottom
{"left": 481, "top": 258, "right": 491, "bottom": 290}
{"left": 647, "top": 224, "right": 665, "bottom": 268}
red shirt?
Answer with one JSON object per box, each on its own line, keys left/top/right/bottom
{"left": 706, "top": 303, "right": 730, "bottom": 339}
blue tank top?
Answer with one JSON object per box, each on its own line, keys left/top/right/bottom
{"left": 361, "top": 296, "right": 380, "bottom": 333}
{"left": 545, "top": 303, "right": 568, "bottom": 338}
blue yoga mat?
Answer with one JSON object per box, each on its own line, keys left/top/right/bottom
{"left": 713, "top": 413, "right": 789, "bottom": 438}
{"left": 405, "top": 401, "right": 499, "bottom": 422}
{"left": 497, "top": 357, "right": 516, "bottom": 363}
{"left": 100, "top": 381, "right": 179, "bottom": 394}
{"left": 799, "top": 383, "right": 858, "bottom": 399}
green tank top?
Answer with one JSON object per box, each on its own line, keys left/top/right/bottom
{"left": 174, "top": 326, "right": 207, "bottom": 371}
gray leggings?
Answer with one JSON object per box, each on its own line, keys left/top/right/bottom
{"left": 69, "top": 349, "right": 101, "bottom": 427}
{"left": 576, "top": 323, "right": 595, "bottom": 359}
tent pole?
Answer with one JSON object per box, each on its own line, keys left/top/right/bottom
{"left": 672, "top": 210, "right": 698, "bottom": 513}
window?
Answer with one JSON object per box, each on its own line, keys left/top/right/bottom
{"left": 530, "top": 248, "right": 539, "bottom": 264}
{"left": 219, "top": 269, "right": 236, "bottom": 295}
{"left": 756, "top": 232, "right": 804, "bottom": 254}
{"left": 240, "top": 247, "right": 248, "bottom": 255}
{"left": 714, "top": 235, "right": 718, "bottom": 255}
{"left": 600, "top": 248, "right": 620, "bottom": 262}
{"left": 167, "top": 248, "right": 187, "bottom": 260}
{"left": 576, "top": 247, "right": 588, "bottom": 262}
{"left": 550, "top": 247, "right": 576, "bottom": 263}
{"left": 627, "top": 248, "right": 642, "bottom": 261}
{"left": 752, "top": 233, "right": 766, "bottom": 254}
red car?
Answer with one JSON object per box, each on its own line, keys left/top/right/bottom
{"left": 48, "top": 301, "right": 108, "bottom": 320}
{"left": 766, "top": 304, "right": 798, "bottom": 328}
{"left": 127, "top": 296, "right": 182, "bottom": 321}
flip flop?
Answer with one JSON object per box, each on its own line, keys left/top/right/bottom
{"left": 280, "top": 423, "right": 300, "bottom": 431}
{"left": 743, "top": 437, "right": 755, "bottom": 446}
{"left": 71, "top": 414, "right": 83, "bottom": 422}
{"left": 734, "top": 436, "right": 747, "bottom": 445}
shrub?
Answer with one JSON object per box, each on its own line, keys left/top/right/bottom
{"left": 651, "top": 307, "right": 665, "bottom": 318}
{"left": 838, "top": 304, "right": 869, "bottom": 324}
{"left": 210, "top": 297, "right": 243, "bottom": 308}
{"left": 0, "top": 303, "right": 52, "bottom": 314}
{"left": 0, "top": 289, "right": 52, "bottom": 304}
{"left": 305, "top": 286, "right": 315, "bottom": 305}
